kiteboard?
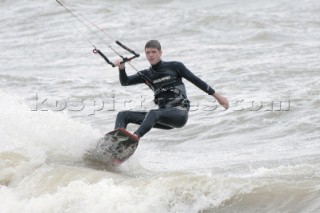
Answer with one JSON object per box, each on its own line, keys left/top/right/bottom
{"left": 84, "top": 128, "right": 139, "bottom": 166}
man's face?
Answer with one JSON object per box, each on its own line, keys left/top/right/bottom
{"left": 145, "top": 47, "right": 162, "bottom": 65}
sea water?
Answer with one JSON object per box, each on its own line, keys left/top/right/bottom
{"left": 0, "top": 0, "right": 319, "bottom": 212}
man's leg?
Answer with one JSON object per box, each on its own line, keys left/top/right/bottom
{"left": 115, "top": 110, "right": 175, "bottom": 130}
{"left": 134, "top": 108, "right": 188, "bottom": 138}
{"left": 114, "top": 111, "right": 146, "bottom": 129}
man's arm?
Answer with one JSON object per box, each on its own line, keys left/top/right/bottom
{"left": 178, "top": 62, "right": 229, "bottom": 109}
{"left": 119, "top": 69, "right": 143, "bottom": 86}
{"left": 177, "top": 62, "right": 215, "bottom": 95}
{"left": 114, "top": 59, "right": 143, "bottom": 86}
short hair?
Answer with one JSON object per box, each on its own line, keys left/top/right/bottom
{"left": 145, "top": 40, "right": 161, "bottom": 51}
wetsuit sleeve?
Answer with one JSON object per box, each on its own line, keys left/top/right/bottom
{"left": 119, "top": 69, "right": 144, "bottom": 86}
{"left": 177, "top": 62, "right": 215, "bottom": 95}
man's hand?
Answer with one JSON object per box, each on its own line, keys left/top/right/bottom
{"left": 213, "top": 92, "right": 229, "bottom": 110}
{"left": 114, "top": 59, "right": 126, "bottom": 70}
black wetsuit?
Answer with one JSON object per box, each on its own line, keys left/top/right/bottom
{"left": 114, "top": 60, "right": 215, "bottom": 138}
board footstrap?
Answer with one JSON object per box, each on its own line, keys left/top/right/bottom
{"left": 117, "top": 128, "right": 140, "bottom": 142}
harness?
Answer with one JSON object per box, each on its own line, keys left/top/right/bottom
{"left": 154, "top": 85, "right": 190, "bottom": 109}
{"left": 138, "top": 71, "right": 190, "bottom": 109}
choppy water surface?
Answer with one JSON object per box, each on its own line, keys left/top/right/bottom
{"left": 0, "top": 0, "right": 319, "bottom": 212}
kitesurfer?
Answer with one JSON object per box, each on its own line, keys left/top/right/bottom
{"left": 113, "top": 40, "right": 229, "bottom": 141}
